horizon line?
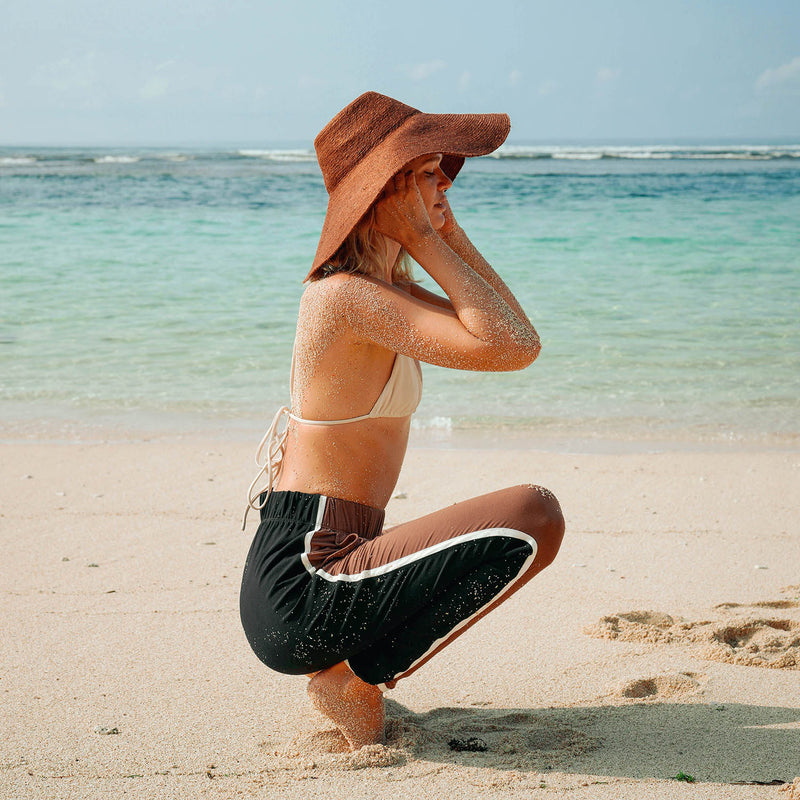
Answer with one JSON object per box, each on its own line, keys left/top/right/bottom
{"left": 2, "top": 136, "right": 800, "bottom": 150}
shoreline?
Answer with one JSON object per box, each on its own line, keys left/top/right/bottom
{"left": 1, "top": 406, "right": 798, "bottom": 455}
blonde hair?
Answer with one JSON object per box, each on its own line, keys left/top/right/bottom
{"left": 314, "top": 206, "right": 417, "bottom": 284}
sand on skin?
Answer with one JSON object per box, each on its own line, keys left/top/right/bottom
{"left": 1, "top": 426, "right": 799, "bottom": 800}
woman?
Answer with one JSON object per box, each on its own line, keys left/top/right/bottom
{"left": 240, "top": 92, "right": 565, "bottom": 750}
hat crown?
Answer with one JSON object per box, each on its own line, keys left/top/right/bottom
{"left": 314, "top": 92, "right": 419, "bottom": 193}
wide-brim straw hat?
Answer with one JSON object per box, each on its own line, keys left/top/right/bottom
{"left": 307, "top": 91, "right": 510, "bottom": 281}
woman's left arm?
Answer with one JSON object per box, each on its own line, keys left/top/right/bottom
{"left": 408, "top": 199, "right": 534, "bottom": 329}
{"left": 438, "top": 200, "right": 534, "bottom": 328}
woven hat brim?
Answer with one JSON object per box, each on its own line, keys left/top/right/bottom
{"left": 307, "top": 111, "right": 510, "bottom": 279}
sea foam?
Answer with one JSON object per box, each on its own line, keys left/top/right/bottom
{"left": 238, "top": 149, "right": 316, "bottom": 162}
{"left": 492, "top": 144, "right": 800, "bottom": 161}
{"left": 93, "top": 155, "right": 141, "bottom": 164}
{"left": 0, "top": 157, "right": 37, "bottom": 166}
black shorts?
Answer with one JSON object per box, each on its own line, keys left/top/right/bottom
{"left": 239, "top": 486, "right": 563, "bottom": 689}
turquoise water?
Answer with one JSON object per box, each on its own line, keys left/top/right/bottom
{"left": 2, "top": 145, "right": 799, "bottom": 441}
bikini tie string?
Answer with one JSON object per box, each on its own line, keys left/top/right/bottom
{"left": 242, "top": 405, "right": 290, "bottom": 531}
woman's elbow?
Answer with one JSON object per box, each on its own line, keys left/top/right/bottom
{"left": 507, "top": 332, "right": 541, "bottom": 370}
{"left": 471, "top": 330, "right": 541, "bottom": 371}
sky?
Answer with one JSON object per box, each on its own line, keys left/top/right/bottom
{"left": 2, "top": 0, "right": 799, "bottom": 146}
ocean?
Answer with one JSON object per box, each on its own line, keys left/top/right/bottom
{"left": 2, "top": 144, "right": 799, "bottom": 445}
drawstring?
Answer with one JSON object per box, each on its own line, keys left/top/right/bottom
{"left": 242, "top": 405, "right": 290, "bottom": 530}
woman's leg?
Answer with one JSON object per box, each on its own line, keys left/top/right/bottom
{"left": 311, "top": 484, "right": 564, "bottom": 689}
{"left": 306, "top": 663, "right": 385, "bottom": 749}
{"left": 295, "top": 484, "right": 562, "bottom": 749}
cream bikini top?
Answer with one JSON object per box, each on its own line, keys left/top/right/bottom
{"left": 243, "top": 346, "right": 422, "bottom": 527}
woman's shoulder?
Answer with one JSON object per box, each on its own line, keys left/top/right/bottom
{"left": 304, "top": 271, "right": 361, "bottom": 294}
{"left": 298, "top": 273, "right": 423, "bottom": 350}
{"left": 298, "top": 273, "right": 366, "bottom": 329}
{"left": 301, "top": 272, "right": 399, "bottom": 310}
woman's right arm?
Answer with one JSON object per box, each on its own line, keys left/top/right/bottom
{"left": 402, "top": 230, "right": 540, "bottom": 361}
{"left": 437, "top": 204, "right": 534, "bottom": 329}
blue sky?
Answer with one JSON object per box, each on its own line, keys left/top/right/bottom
{"left": 2, "top": 0, "right": 799, "bottom": 145}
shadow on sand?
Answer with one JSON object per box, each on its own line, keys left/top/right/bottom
{"left": 382, "top": 699, "right": 799, "bottom": 784}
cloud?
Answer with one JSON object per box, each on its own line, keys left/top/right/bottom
{"left": 138, "top": 60, "right": 177, "bottom": 101}
{"left": 756, "top": 56, "right": 800, "bottom": 93}
{"left": 458, "top": 71, "right": 471, "bottom": 92}
{"left": 402, "top": 60, "right": 446, "bottom": 81}
{"left": 139, "top": 76, "right": 169, "bottom": 100}
{"left": 596, "top": 67, "right": 621, "bottom": 83}
{"left": 538, "top": 79, "right": 559, "bottom": 97}
{"left": 509, "top": 69, "right": 522, "bottom": 87}
{"left": 31, "top": 53, "right": 97, "bottom": 93}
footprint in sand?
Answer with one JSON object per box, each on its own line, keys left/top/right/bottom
{"left": 586, "top": 610, "right": 683, "bottom": 645}
{"left": 585, "top": 599, "right": 800, "bottom": 670}
{"left": 705, "top": 619, "right": 800, "bottom": 669}
{"left": 615, "top": 672, "right": 702, "bottom": 701}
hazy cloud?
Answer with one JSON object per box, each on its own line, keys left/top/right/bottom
{"left": 596, "top": 67, "right": 621, "bottom": 83}
{"left": 509, "top": 69, "right": 522, "bottom": 87}
{"left": 756, "top": 55, "right": 800, "bottom": 93}
{"left": 403, "top": 60, "right": 446, "bottom": 81}
{"left": 138, "top": 60, "right": 178, "bottom": 101}
{"left": 458, "top": 71, "right": 471, "bottom": 92}
{"left": 139, "top": 76, "right": 169, "bottom": 100}
{"left": 538, "top": 79, "right": 559, "bottom": 96}
{"left": 31, "top": 53, "right": 97, "bottom": 93}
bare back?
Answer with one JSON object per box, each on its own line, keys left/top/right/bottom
{"left": 275, "top": 278, "right": 413, "bottom": 509}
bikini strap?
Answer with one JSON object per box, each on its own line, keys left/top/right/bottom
{"left": 242, "top": 405, "right": 290, "bottom": 530}
{"left": 288, "top": 410, "right": 372, "bottom": 426}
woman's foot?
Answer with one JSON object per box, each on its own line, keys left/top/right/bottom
{"left": 307, "top": 662, "right": 385, "bottom": 750}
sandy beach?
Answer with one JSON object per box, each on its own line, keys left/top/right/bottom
{"left": 1, "top": 425, "right": 798, "bottom": 799}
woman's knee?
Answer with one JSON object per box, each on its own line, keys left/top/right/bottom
{"left": 509, "top": 484, "right": 565, "bottom": 567}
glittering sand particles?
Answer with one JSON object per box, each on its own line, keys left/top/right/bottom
{"left": 585, "top": 589, "right": 800, "bottom": 670}
{"left": 779, "top": 777, "right": 800, "bottom": 799}
{"left": 614, "top": 672, "right": 703, "bottom": 701}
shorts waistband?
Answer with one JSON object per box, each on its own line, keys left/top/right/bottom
{"left": 260, "top": 490, "right": 385, "bottom": 538}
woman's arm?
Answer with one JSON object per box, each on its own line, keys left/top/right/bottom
{"left": 438, "top": 202, "right": 534, "bottom": 329}
{"left": 315, "top": 271, "right": 538, "bottom": 372}
{"left": 401, "top": 230, "right": 537, "bottom": 357}
{"left": 315, "top": 170, "right": 540, "bottom": 372}
{"left": 403, "top": 194, "right": 534, "bottom": 329}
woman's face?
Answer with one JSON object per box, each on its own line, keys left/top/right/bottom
{"left": 407, "top": 153, "right": 452, "bottom": 230}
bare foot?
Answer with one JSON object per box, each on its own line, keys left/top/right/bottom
{"left": 307, "top": 662, "right": 385, "bottom": 750}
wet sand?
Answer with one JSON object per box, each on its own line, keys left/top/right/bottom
{"left": 1, "top": 428, "right": 798, "bottom": 799}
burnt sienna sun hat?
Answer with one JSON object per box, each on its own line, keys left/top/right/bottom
{"left": 306, "top": 91, "right": 510, "bottom": 281}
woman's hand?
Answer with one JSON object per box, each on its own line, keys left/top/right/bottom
{"left": 373, "top": 170, "right": 435, "bottom": 247}
{"left": 437, "top": 195, "right": 462, "bottom": 240}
